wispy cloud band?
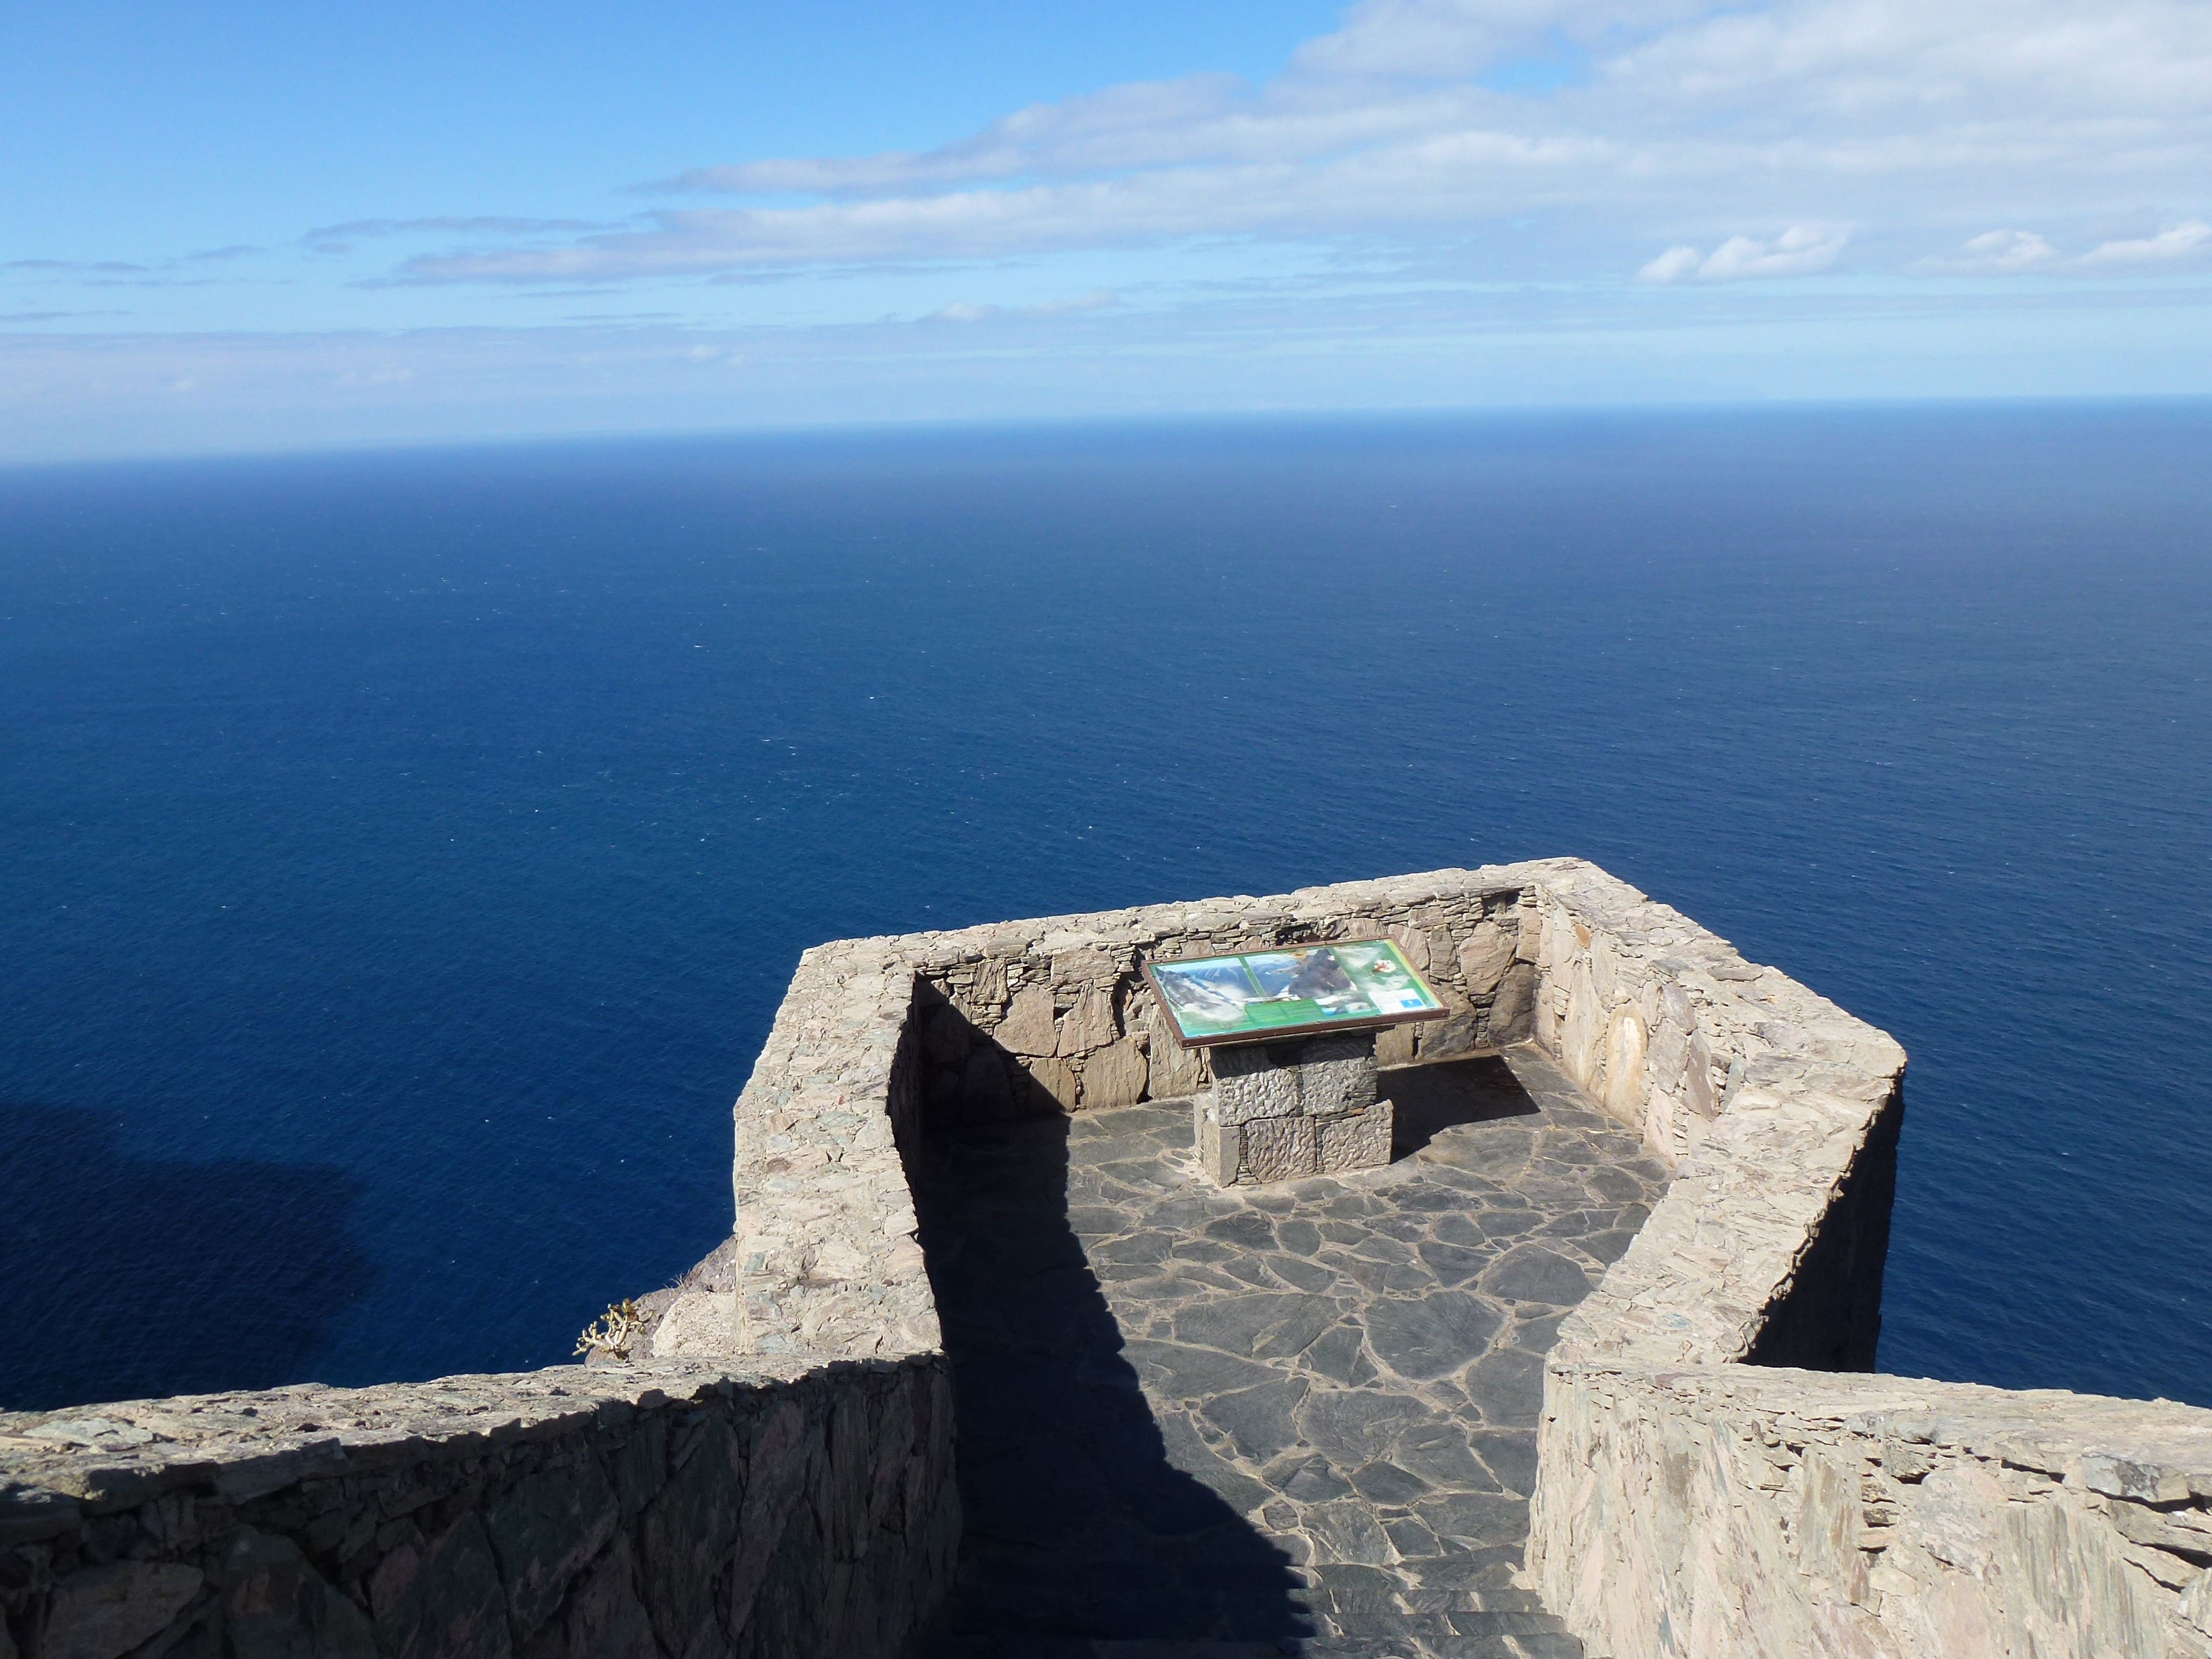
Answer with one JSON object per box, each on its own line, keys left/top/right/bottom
{"left": 366, "top": 0, "right": 2212, "bottom": 286}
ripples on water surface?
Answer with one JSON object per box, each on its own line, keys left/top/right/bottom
{"left": 2, "top": 405, "right": 2206, "bottom": 1410}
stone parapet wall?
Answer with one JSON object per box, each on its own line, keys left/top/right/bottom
{"left": 0, "top": 914, "right": 976, "bottom": 1659}
{"left": 0, "top": 862, "right": 1569, "bottom": 1659}
{"left": 646, "top": 940, "right": 939, "bottom": 1365}
{"left": 0, "top": 909, "right": 966, "bottom": 1659}
{"left": 900, "top": 862, "right": 1559, "bottom": 1122}
{"left": 1538, "top": 1361, "right": 2212, "bottom": 1659}
{"left": 0, "top": 1356, "right": 954, "bottom": 1659}
{"left": 560, "top": 857, "right": 2212, "bottom": 1656}
{"left": 1518, "top": 863, "right": 2212, "bottom": 1659}
{"left": 1522, "top": 866, "right": 1908, "bottom": 1369}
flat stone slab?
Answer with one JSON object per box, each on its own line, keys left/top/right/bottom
{"left": 908, "top": 1047, "right": 1668, "bottom": 1657}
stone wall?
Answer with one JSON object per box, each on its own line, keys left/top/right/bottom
{"left": 629, "top": 862, "right": 2212, "bottom": 1657}
{"left": 1, "top": 901, "right": 962, "bottom": 1659}
{"left": 0, "top": 1357, "right": 954, "bottom": 1659}
{"left": 2, "top": 862, "right": 1566, "bottom": 1659}
{"left": 1517, "top": 862, "right": 2212, "bottom": 1659}
{"left": 645, "top": 939, "right": 939, "bottom": 1365}
{"left": 899, "top": 866, "right": 1549, "bottom": 1125}
{"left": 1538, "top": 1362, "right": 2212, "bottom": 1658}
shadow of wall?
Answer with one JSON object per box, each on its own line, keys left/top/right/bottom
{"left": 1384, "top": 1056, "right": 1543, "bottom": 1159}
{"left": 0, "top": 1102, "right": 375, "bottom": 1409}
{"left": 898, "top": 999, "right": 1310, "bottom": 1653}
{"left": 906, "top": 981, "right": 1072, "bottom": 1129}
{"left": 1743, "top": 1080, "right": 1905, "bottom": 1373}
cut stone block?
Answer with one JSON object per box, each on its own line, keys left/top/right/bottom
{"left": 1081, "top": 1036, "right": 1149, "bottom": 1108}
{"left": 1373, "top": 1024, "right": 1417, "bottom": 1067}
{"left": 1027, "top": 1055, "right": 1080, "bottom": 1111}
{"left": 995, "top": 984, "right": 1059, "bottom": 1056}
{"left": 1210, "top": 1051, "right": 1305, "bottom": 1124}
{"left": 1298, "top": 1052, "right": 1378, "bottom": 1119}
{"left": 1318, "top": 1099, "right": 1393, "bottom": 1174}
{"left": 1213, "top": 1033, "right": 1376, "bottom": 1123}
{"left": 1146, "top": 1003, "right": 1210, "bottom": 1097}
{"left": 1416, "top": 1009, "right": 1478, "bottom": 1061}
{"left": 1488, "top": 963, "right": 1536, "bottom": 1046}
{"left": 1241, "top": 1116, "right": 1319, "bottom": 1182}
{"left": 1195, "top": 1112, "right": 1239, "bottom": 1185}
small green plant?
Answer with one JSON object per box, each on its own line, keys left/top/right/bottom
{"left": 576, "top": 1298, "right": 645, "bottom": 1362}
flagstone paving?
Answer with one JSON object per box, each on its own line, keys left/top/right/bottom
{"left": 906, "top": 1047, "right": 1669, "bottom": 1659}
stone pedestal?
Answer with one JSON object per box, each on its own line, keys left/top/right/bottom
{"left": 1194, "top": 1031, "right": 1395, "bottom": 1186}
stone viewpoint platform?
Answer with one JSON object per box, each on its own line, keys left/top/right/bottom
{"left": 8, "top": 861, "right": 2212, "bottom": 1659}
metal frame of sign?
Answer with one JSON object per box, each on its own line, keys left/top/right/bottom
{"left": 1142, "top": 938, "right": 1450, "bottom": 1050}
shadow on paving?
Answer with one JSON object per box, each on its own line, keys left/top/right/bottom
{"left": 905, "top": 1105, "right": 1316, "bottom": 1657}
{"left": 900, "top": 1043, "right": 1651, "bottom": 1658}
{"left": 1385, "top": 1058, "right": 1542, "bottom": 1160}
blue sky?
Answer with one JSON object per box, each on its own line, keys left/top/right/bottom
{"left": 5, "top": 0, "right": 2210, "bottom": 458}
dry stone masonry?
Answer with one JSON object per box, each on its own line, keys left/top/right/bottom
{"left": 6, "top": 859, "right": 2209, "bottom": 1658}
{"left": 0, "top": 1359, "right": 953, "bottom": 1659}
{"left": 1513, "top": 866, "right": 2212, "bottom": 1659}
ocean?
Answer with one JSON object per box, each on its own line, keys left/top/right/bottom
{"left": 2, "top": 404, "right": 2207, "bottom": 1412}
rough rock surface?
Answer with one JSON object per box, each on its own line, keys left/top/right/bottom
{"left": 1516, "top": 863, "right": 2212, "bottom": 1659}
{"left": 1538, "top": 1362, "right": 2212, "bottom": 1659}
{"left": 0, "top": 1359, "right": 954, "bottom": 1659}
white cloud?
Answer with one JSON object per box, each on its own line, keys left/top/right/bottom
{"left": 2076, "top": 219, "right": 2211, "bottom": 265}
{"left": 397, "top": 132, "right": 1620, "bottom": 282}
{"left": 926, "top": 290, "right": 1119, "bottom": 324}
{"left": 361, "top": 0, "right": 2212, "bottom": 286}
{"left": 4, "top": 258, "right": 151, "bottom": 274}
{"left": 1639, "top": 245, "right": 1701, "bottom": 282}
{"left": 17, "top": 0, "right": 2212, "bottom": 335}
{"left": 1918, "top": 229, "right": 2058, "bottom": 273}
{"left": 17, "top": 279, "right": 2212, "bottom": 463}
{"left": 1697, "top": 225, "right": 1849, "bottom": 279}
{"left": 1031, "top": 288, "right": 1119, "bottom": 315}
{"left": 1287, "top": 0, "right": 1707, "bottom": 82}
{"left": 1639, "top": 225, "right": 1847, "bottom": 281}
{"left": 306, "top": 216, "right": 604, "bottom": 242}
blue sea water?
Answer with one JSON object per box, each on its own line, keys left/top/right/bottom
{"left": 1, "top": 405, "right": 2207, "bottom": 1413}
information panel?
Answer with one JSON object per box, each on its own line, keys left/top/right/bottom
{"left": 1143, "top": 939, "right": 1447, "bottom": 1049}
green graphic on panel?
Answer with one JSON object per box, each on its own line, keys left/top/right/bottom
{"left": 1144, "top": 940, "right": 1447, "bottom": 1048}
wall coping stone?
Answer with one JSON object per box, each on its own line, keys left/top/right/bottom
{"left": 0, "top": 1355, "right": 892, "bottom": 1526}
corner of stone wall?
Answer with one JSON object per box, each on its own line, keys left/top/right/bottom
{"left": 1518, "top": 863, "right": 2212, "bottom": 1659}
{"left": 22, "top": 862, "right": 2205, "bottom": 1659}
{"left": 1, "top": 932, "right": 960, "bottom": 1659}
